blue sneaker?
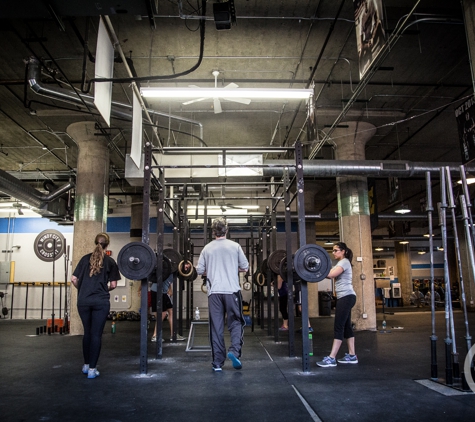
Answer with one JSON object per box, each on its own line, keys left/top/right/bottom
{"left": 316, "top": 356, "right": 337, "bottom": 367}
{"left": 337, "top": 353, "right": 358, "bottom": 364}
{"left": 82, "top": 364, "right": 89, "bottom": 374}
{"left": 227, "top": 352, "right": 242, "bottom": 370}
{"left": 87, "top": 368, "right": 100, "bottom": 379}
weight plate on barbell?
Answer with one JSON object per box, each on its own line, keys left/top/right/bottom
{"left": 279, "top": 255, "right": 301, "bottom": 282}
{"left": 117, "top": 242, "right": 157, "bottom": 280}
{"left": 267, "top": 249, "right": 287, "bottom": 274}
{"left": 260, "top": 258, "right": 268, "bottom": 274}
{"left": 243, "top": 281, "right": 251, "bottom": 291}
{"left": 163, "top": 248, "right": 182, "bottom": 274}
{"left": 293, "top": 244, "right": 331, "bottom": 283}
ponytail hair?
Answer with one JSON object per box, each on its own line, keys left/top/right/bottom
{"left": 89, "top": 233, "right": 110, "bottom": 277}
{"left": 335, "top": 242, "right": 353, "bottom": 264}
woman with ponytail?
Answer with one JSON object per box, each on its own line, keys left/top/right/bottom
{"left": 317, "top": 241, "right": 358, "bottom": 367}
{"left": 71, "top": 233, "right": 120, "bottom": 378}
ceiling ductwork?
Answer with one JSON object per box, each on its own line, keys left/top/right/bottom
{"left": 27, "top": 57, "right": 203, "bottom": 140}
{"left": 0, "top": 168, "right": 74, "bottom": 220}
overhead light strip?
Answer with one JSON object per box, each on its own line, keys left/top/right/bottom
{"left": 140, "top": 87, "right": 314, "bottom": 99}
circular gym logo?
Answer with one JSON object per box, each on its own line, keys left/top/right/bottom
{"left": 464, "top": 344, "right": 475, "bottom": 393}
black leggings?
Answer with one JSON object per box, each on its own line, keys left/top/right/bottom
{"left": 278, "top": 294, "right": 289, "bottom": 320}
{"left": 78, "top": 303, "right": 110, "bottom": 368}
{"left": 334, "top": 294, "right": 356, "bottom": 341}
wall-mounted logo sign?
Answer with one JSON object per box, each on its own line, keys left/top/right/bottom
{"left": 33, "top": 229, "right": 65, "bottom": 262}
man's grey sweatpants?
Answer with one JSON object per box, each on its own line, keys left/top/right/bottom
{"left": 208, "top": 291, "right": 245, "bottom": 368}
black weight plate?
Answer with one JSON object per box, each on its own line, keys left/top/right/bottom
{"left": 162, "top": 256, "right": 172, "bottom": 280}
{"left": 293, "top": 244, "right": 331, "bottom": 283}
{"left": 186, "top": 267, "right": 197, "bottom": 281}
{"left": 117, "top": 242, "right": 157, "bottom": 280}
{"left": 279, "top": 255, "right": 301, "bottom": 282}
{"left": 268, "top": 249, "right": 287, "bottom": 274}
{"left": 260, "top": 258, "right": 268, "bottom": 274}
{"left": 163, "top": 248, "right": 182, "bottom": 273}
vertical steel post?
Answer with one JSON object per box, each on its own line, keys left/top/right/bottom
{"left": 139, "top": 141, "right": 152, "bottom": 374}
{"left": 295, "top": 141, "right": 310, "bottom": 373}
{"left": 425, "top": 172, "right": 438, "bottom": 380}
{"left": 283, "top": 167, "right": 295, "bottom": 357}
{"left": 155, "top": 168, "right": 165, "bottom": 358}
{"left": 438, "top": 167, "right": 453, "bottom": 385}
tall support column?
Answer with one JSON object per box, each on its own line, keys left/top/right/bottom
{"left": 67, "top": 122, "right": 110, "bottom": 335}
{"left": 332, "top": 122, "right": 377, "bottom": 331}
{"left": 395, "top": 242, "right": 412, "bottom": 305}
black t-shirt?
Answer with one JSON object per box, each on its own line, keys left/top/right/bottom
{"left": 73, "top": 253, "right": 121, "bottom": 306}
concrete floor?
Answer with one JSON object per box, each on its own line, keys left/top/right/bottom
{"left": 1, "top": 309, "right": 475, "bottom": 422}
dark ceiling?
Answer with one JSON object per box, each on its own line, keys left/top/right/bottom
{"left": 0, "top": 0, "right": 472, "bottom": 242}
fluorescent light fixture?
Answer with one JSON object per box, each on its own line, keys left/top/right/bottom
{"left": 374, "top": 247, "right": 384, "bottom": 251}
{"left": 437, "top": 246, "right": 444, "bottom": 251}
{"left": 457, "top": 173, "right": 475, "bottom": 185}
{"left": 324, "top": 240, "right": 334, "bottom": 245}
{"left": 418, "top": 250, "right": 426, "bottom": 255}
{"left": 140, "top": 87, "right": 314, "bottom": 100}
{"left": 395, "top": 204, "right": 411, "bottom": 214}
{"left": 399, "top": 240, "right": 409, "bottom": 244}
{"left": 423, "top": 233, "right": 434, "bottom": 237}
{"left": 187, "top": 205, "right": 259, "bottom": 210}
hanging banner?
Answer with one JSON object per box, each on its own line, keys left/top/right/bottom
{"left": 354, "top": 0, "right": 386, "bottom": 78}
{"left": 131, "top": 91, "right": 143, "bottom": 169}
{"left": 94, "top": 17, "right": 114, "bottom": 126}
{"left": 455, "top": 95, "right": 475, "bottom": 165}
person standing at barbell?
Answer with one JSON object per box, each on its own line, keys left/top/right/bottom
{"left": 316, "top": 242, "right": 357, "bottom": 367}
{"left": 71, "top": 233, "right": 120, "bottom": 379}
{"left": 196, "top": 217, "right": 249, "bottom": 372}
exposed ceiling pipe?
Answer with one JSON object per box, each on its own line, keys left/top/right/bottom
{"left": 27, "top": 57, "right": 204, "bottom": 141}
{"left": 262, "top": 159, "right": 474, "bottom": 178}
{"left": 0, "top": 168, "right": 74, "bottom": 210}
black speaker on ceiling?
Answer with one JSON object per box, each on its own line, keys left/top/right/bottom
{"left": 213, "top": 2, "right": 232, "bottom": 30}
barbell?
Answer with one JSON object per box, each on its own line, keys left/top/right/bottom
{"left": 267, "top": 249, "right": 287, "bottom": 274}
{"left": 293, "top": 244, "right": 331, "bottom": 283}
{"left": 117, "top": 242, "right": 157, "bottom": 280}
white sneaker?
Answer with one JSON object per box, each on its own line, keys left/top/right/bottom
{"left": 87, "top": 368, "right": 100, "bottom": 379}
{"left": 170, "top": 334, "right": 186, "bottom": 341}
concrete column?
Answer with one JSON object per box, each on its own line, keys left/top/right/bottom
{"left": 303, "top": 181, "right": 322, "bottom": 318}
{"left": 394, "top": 242, "right": 412, "bottom": 305}
{"left": 67, "top": 122, "right": 110, "bottom": 335}
{"left": 332, "top": 121, "right": 377, "bottom": 331}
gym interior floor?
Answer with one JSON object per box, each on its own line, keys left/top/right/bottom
{"left": 1, "top": 310, "right": 475, "bottom": 422}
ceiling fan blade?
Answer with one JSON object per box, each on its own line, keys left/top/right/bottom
{"left": 213, "top": 97, "right": 222, "bottom": 114}
{"left": 222, "top": 97, "right": 251, "bottom": 105}
{"left": 224, "top": 82, "right": 239, "bottom": 89}
{"left": 183, "top": 97, "right": 207, "bottom": 105}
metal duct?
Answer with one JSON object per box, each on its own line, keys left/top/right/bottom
{"left": 27, "top": 57, "right": 203, "bottom": 140}
{"left": 0, "top": 168, "right": 74, "bottom": 211}
{"left": 263, "top": 160, "right": 473, "bottom": 178}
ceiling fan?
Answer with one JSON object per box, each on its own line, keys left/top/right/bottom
{"left": 182, "top": 70, "right": 251, "bottom": 114}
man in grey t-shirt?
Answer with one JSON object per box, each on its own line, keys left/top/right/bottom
{"left": 196, "top": 217, "right": 249, "bottom": 371}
